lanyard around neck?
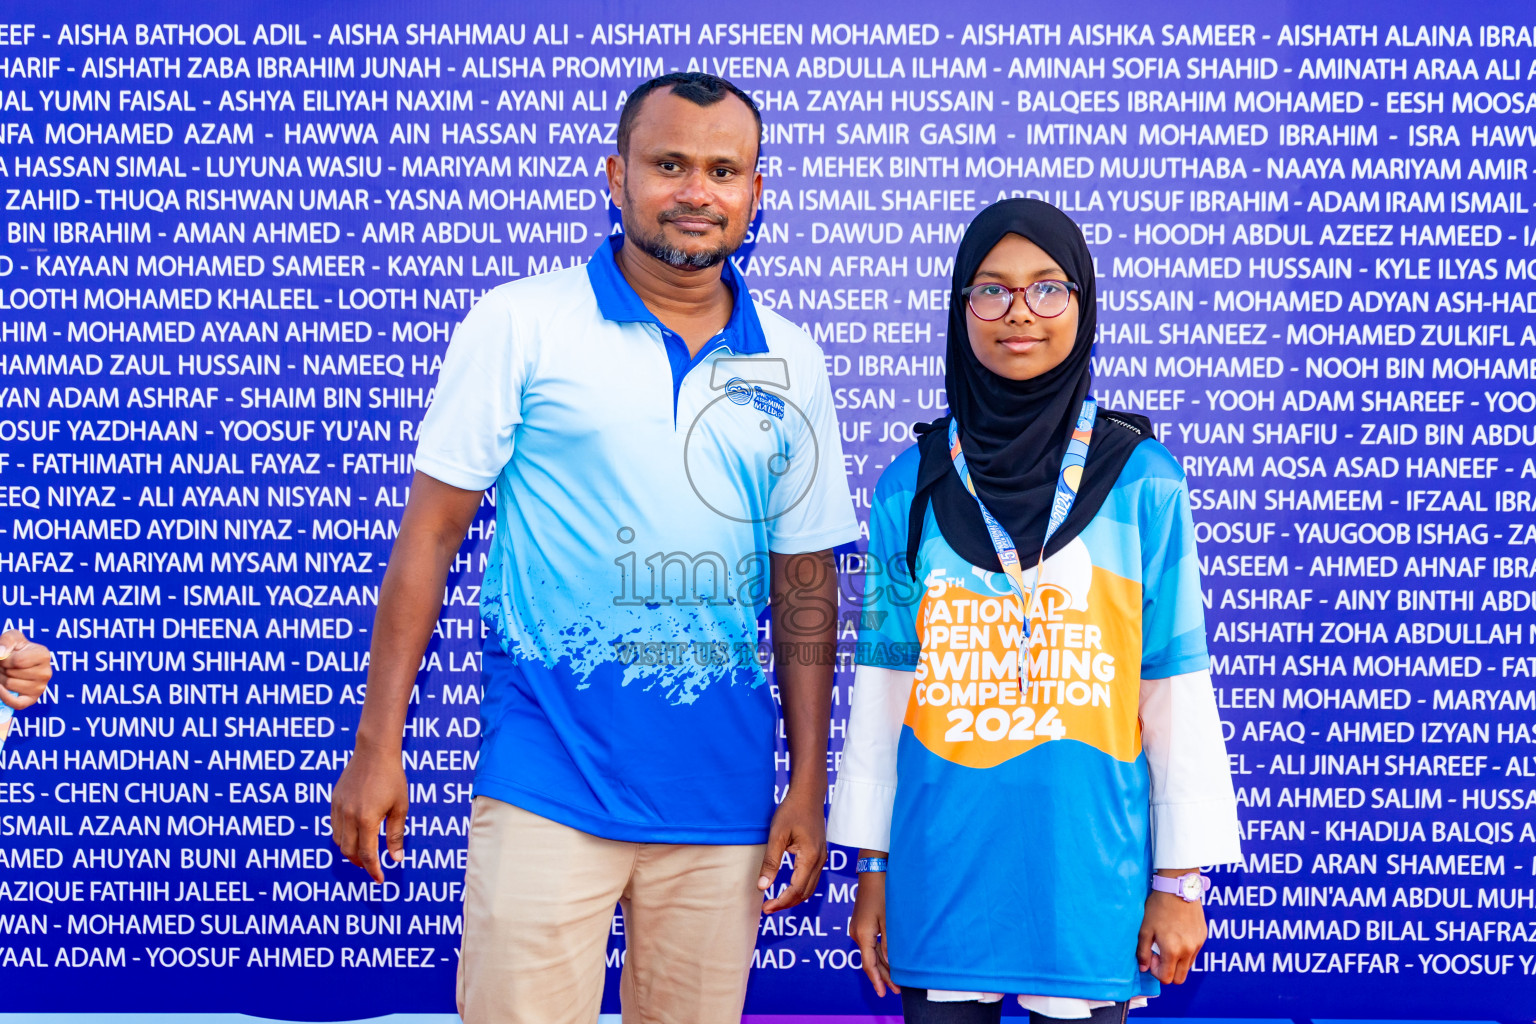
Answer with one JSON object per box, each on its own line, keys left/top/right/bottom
{"left": 946, "top": 398, "right": 1096, "bottom": 647}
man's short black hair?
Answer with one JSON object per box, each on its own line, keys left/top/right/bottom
{"left": 616, "top": 72, "right": 762, "bottom": 156}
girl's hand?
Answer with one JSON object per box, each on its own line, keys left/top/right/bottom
{"left": 1136, "top": 883, "right": 1207, "bottom": 984}
{"left": 850, "top": 866, "right": 900, "bottom": 997}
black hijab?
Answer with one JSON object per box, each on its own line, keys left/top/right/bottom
{"left": 906, "top": 198, "right": 1152, "bottom": 577}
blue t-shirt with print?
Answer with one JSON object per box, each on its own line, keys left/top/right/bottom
{"left": 859, "top": 439, "right": 1208, "bottom": 999}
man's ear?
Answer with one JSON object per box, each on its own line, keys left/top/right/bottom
{"left": 606, "top": 153, "right": 625, "bottom": 210}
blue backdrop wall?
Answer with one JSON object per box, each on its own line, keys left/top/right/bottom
{"left": 0, "top": 0, "right": 1533, "bottom": 1020}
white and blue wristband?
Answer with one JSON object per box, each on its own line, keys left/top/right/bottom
{"left": 856, "top": 857, "right": 888, "bottom": 874}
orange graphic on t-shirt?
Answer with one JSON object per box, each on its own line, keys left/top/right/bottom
{"left": 904, "top": 556, "right": 1143, "bottom": 769}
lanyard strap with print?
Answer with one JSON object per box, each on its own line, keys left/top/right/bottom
{"left": 947, "top": 398, "right": 1096, "bottom": 652}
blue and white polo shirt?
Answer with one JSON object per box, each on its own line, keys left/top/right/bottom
{"left": 414, "top": 236, "right": 860, "bottom": 843}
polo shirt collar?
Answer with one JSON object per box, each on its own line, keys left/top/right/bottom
{"left": 586, "top": 235, "right": 768, "bottom": 355}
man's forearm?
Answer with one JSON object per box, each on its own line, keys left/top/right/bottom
{"left": 771, "top": 550, "right": 838, "bottom": 796}
{"left": 778, "top": 657, "right": 832, "bottom": 796}
{"left": 353, "top": 536, "right": 457, "bottom": 753}
{"left": 353, "top": 474, "right": 482, "bottom": 755}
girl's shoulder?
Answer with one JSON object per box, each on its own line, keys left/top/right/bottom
{"left": 1107, "top": 438, "right": 1192, "bottom": 536}
{"left": 872, "top": 441, "right": 923, "bottom": 504}
{"left": 1116, "top": 436, "right": 1186, "bottom": 489}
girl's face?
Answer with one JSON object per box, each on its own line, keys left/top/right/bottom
{"left": 964, "top": 233, "right": 1079, "bottom": 381}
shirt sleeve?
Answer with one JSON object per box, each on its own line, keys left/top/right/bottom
{"left": 413, "top": 289, "right": 525, "bottom": 491}
{"left": 827, "top": 664, "right": 914, "bottom": 852}
{"left": 1140, "top": 479, "right": 1209, "bottom": 678}
{"left": 854, "top": 471, "right": 923, "bottom": 670}
{"left": 1139, "top": 669, "right": 1243, "bottom": 868}
{"left": 827, "top": 459, "right": 923, "bottom": 850}
{"left": 766, "top": 351, "right": 860, "bottom": 554}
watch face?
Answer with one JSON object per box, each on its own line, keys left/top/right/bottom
{"left": 1181, "top": 874, "right": 1203, "bottom": 901}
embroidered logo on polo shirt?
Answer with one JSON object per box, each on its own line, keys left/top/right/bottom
{"left": 685, "top": 355, "right": 816, "bottom": 525}
{"left": 724, "top": 377, "right": 754, "bottom": 405}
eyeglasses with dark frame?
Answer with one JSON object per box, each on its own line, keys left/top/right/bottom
{"left": 961, "top": 280, "right": 1080, "bottom": 321}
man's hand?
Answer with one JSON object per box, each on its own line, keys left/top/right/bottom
{"left": 1136, "top": 879, "right": 1207, "bottom": 984}
{"left": 331, "top": 747, "right": 409, "bottom": 884}
{"left": 850, "top": 861, "right": 899, "bottom": 997}
{"left": 0, "top": 630, "right": 51, "bottom": 710}
{"left": 758, "top": 786, "right": 826, "bottom": 913}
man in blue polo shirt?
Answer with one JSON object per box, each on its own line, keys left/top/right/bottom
{"left": 330, "top": 73, "right": 859, "bottom": 1023}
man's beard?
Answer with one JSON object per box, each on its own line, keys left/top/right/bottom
{"left": 623, "top": 190, "right": 741, "bottom": 269}
{"left": 632, "top": 231, "right": 731, "bottom": 269}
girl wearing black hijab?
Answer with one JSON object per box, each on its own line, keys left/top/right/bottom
{"left": 828, "top": 200, "right": 1241, "bottom": 1022}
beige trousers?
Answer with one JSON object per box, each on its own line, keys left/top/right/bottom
{"left": 457, "top": 796, "right": 766, "bottom": 1024}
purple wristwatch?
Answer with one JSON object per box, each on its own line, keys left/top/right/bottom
{"left": 1151, "top": 871, "right": 1210, "bottom": 903}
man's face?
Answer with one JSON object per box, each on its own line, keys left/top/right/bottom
{"left": 608, "top": 90, "right": 763, "bottom": 270}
